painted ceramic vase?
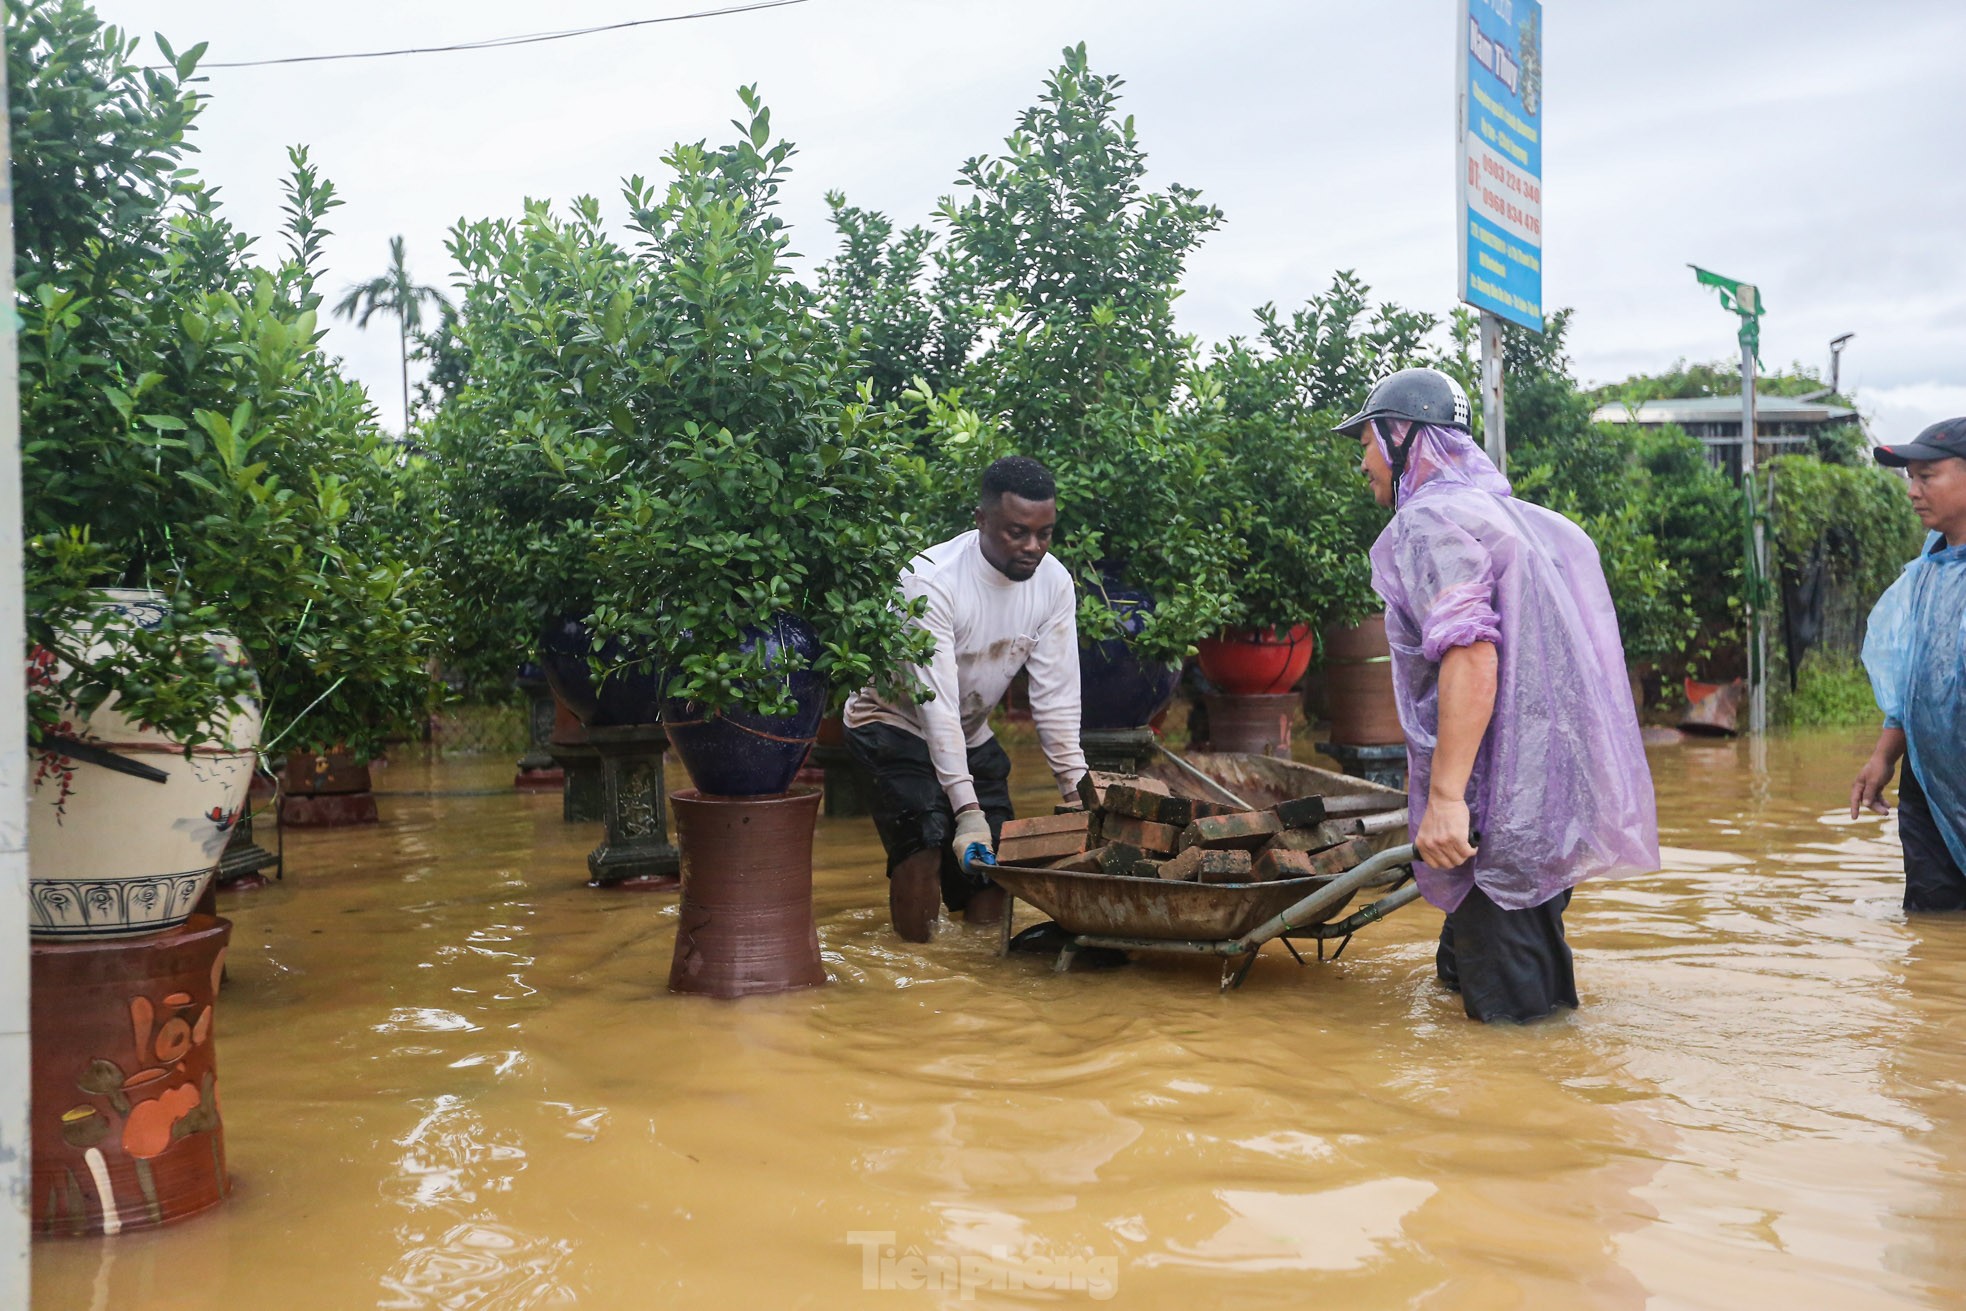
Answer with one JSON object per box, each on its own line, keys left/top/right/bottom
{"left": 27, "top": 590, "right": 262, "bottom": 941}
{"left": 1079, "top": 581, "right": 1181, "bottom": 731}
{"left": 31, "top": 915, "right": 232, "bottom": 1234}
{"left": 663, "top": 614, "right": 827, "bottom": 798}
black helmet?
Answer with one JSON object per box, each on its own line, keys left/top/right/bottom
{"left": 1333, "top": 367, "right": 1472, "bottom": 437}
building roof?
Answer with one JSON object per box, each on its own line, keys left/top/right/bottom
{"left": 1591, "top": 395, "right": 1858, "bottom": 427}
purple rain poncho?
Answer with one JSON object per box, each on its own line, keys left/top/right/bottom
{"left": 1862, "top": 532, "right": 1966, "bottom": 870}
{"left": 1367, "top": 421, "right": 1660, "bottom": 913}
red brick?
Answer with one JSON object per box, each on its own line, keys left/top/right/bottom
{"left": 1101, "top": 814, "right": 1183, "bottom": 855}
{"left": 1178, "top": 810, "right": 1283, "bottom": 851}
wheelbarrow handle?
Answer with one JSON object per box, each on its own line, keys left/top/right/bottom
{"left": 1228, "top": 843, "right": 1418, "bottom": 954}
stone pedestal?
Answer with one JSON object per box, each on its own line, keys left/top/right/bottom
{"left": 1081, "top": 727, "right": 1160, "bottom": 777}
{"left": 513, "top": 674, "right": 564, "bottom": 790}
{"left": 1202, "top": 692, "right": 1297, "bottom": 757}
{"left": 585, "top": 724, "right": 681, "bottom": 890}
{"left": 214, "top": 809, "right": 280, "bottom": 890}
{"left": 1317, "top": 740, "right": 1409, "bottom": 791}
{"left": 31, "top": 915, "right": 233, "bottom": 1236}
{"left": 549, "top": 744, "right": 604, "bottom": 823}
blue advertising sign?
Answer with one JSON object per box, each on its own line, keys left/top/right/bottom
{"left": 1456, "top": 0, "right": 1543, "bottom": 331}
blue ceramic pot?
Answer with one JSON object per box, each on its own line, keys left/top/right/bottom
{"left": 663, "top": 614, "right": 826, "bottom": 797}
{"left": 537, "top": 615, "right": 665, "bottom": 727}
{"left": 1080, "top": 582, "right": 1180, "bottom": 731}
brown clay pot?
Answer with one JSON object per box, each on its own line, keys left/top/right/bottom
{"left": 1322, "top": 613, "right": 1406, "bottom": 747}
{"left": 279, "top": 748, "right": 379, "bottom": 827}
{"left": 1201, "top": 692, "right": 1297, "bottom": 757}
{"left": 31, "top": 914, "right": 232, "bottom": 1236}
{"left": 668, "top": 788, "right": 826, "bottom": 999}
{"left": 280, "top": 749, "right": 371, "bottom": 796}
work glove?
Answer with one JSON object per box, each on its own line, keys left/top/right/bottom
{"left": 950, "top": 807, "right": 995, "bottom": 876}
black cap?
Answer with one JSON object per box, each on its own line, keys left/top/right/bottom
{"left": 1876, "top": 416, "right": 1966, "bottom": 467}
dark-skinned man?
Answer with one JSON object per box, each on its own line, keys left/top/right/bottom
{"left": 845, "top": 457, "right": 1087, "bottom": 942}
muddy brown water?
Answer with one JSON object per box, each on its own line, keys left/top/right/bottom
{"left": 29, "top": 729, "right": 1966, "bottom": 1309}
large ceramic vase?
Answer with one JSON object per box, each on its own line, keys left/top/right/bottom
{"left": 1322, "top": 613, "right": 1405, "bottom": 746}
{"left": 27, "top": 590, "right": 261, "bottom": 941}
{"left": 663, "top": 614, "right": 826, "bottom": 797}
{"left": 1196, "top": 625, "right": 1315, "bottom": 696}
{"left": 668, "top": 788, "right": 827, "bottom": 998}
{"left": 537, "top": 614, "right": 665, "bottom": 727}
{"left": 31, "top": 914, "right": 232, "bottom": 1235}
{"left": 1079, "top": 583, "right": 1181, "bottom": 732}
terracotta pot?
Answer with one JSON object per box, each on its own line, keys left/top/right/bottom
{"left": 815, "top": 714, "right": 847, "bottom": 751}
{"left": 27, "top": 590, "right": 260, "bottom": 942}
{"left": 1196, "top": 625, "right": 1315, "bottom": 696}
{"left": 1201, "top": 692, "right": 1297, "bottom": 757}
{"left": 279, "top": 748, "right": 379, "bottom": 827}
{"left": 280, "top": 749, "right": 371, "bottom": 797}
{"left": 668, "top": 788, "right": 826, "bottom": 999}
{"left": 31, "top": 915, "right": 232, "bottom": 1236}
{"left": 1321, "top": 613, "right": 1405, "bottom": 747}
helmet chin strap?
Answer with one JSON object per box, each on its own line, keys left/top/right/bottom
{"left": 1378, "top": 419, "right": 1422, "bottom": 509}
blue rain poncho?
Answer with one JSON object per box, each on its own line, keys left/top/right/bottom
{"left": 1368, "top": 421, "right": 1661, "bottom": 913}
{"left": 1862, "top": 532, "right": 1966, "bottom": 870}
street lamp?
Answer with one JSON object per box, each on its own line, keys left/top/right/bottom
{"left": 1829, "top": 332, "right": 1855, "bottom": 397}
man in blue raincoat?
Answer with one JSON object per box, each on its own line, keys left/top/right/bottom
{"left": 1336, "top": 368, "right": 1658, "bottom": 1023}
{"left": 1852, "top": 417, "right": 1966, "bottom": 911}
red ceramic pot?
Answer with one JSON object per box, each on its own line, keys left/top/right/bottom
{"left": 1196, "top": 625, "right": 1315, "bottom": 696}
{"left": 31, "top": 915, "right": 232, "bottom": 1236}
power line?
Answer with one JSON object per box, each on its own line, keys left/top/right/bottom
{"left": 179, "top": 0, "right": 812, "bottom": 70}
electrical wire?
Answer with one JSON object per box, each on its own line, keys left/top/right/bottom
{"left": 181, "top": 0, "right": 811, "bottom": 70}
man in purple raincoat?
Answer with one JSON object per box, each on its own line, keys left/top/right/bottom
{"left": 1335, "top": 368, "right": 1659, "bottom": 1022}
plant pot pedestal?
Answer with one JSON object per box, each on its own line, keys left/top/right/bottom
{"left": 584, "top": 725, "right": 681, "bottom": 890}
{"left": 1316, "top": 740, "right": 1409, "bottom": 791}
{"left": 550, "top": 744, "right": 605, "bottom": 823}
{"left": 30, "top": 915, "right": 232, "bottom": 1236}
{"left": 1082, "top": 728, "right": 1160, "bottom": 776}
{"left": 513, "top": 674, "right": 564, "bottom": 791}
{"left": 1201, "top": 692, "right": 1296, "bottom": 757}
{"left": 1322, "top": 615, "right": 1405, "bottom": 751}
{"left": 668, "top": 788, "right": 827, "bottom": 999}
{"left": 214, "top": 808, "right": 280, "bottom": 889}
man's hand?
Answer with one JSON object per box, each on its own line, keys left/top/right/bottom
{"left": 1417, "top": 795, "right": 1477, "bottom": 868}
{"left": 1850, "top": 756, "right": 1897, "bottom": 818}
{"left": 951, "top": 806, "right": 994, "bottom": 870}
{"left": 1850, "top": 728, "right": 1906, "bottom": 819}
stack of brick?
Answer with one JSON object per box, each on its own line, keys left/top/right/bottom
{"left": 990, "top": 773, "right": 1404, "bottom": 886}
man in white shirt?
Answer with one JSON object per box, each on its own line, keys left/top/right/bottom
{"left": 845, "top": 456, "right": 1088, "bottom": 941}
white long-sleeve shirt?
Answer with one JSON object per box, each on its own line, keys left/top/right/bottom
{"left": 844, "top": 530, "right": 1087, "bottom": 810}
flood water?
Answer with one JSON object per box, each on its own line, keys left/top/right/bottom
{"left": 30, "top": 727, "right": 1966, "bottom": 1309}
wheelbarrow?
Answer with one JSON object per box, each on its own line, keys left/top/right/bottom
{"left": 988, "top": 842, "right": 1423, "bottom": 991}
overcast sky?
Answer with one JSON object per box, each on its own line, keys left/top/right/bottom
{"left": 90, "top": 0, "right": 1966, "bottom": 441}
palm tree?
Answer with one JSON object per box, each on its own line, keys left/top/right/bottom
{"left": 334, "top": 236, "right": 451, "bottom": 433}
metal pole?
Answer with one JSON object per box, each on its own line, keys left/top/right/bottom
{"left": 0, "top": 45, "right": 34, "bottom": 1305}
{"left": 1480, "top": 310, "right": 1506, "bottom": 473}
{"left": 1741, "top": 337, "right": 1768, "bottom": 736}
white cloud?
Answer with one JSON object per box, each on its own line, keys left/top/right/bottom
{"left": 89, "top": 0, "right": 1966, "bottom": 436}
